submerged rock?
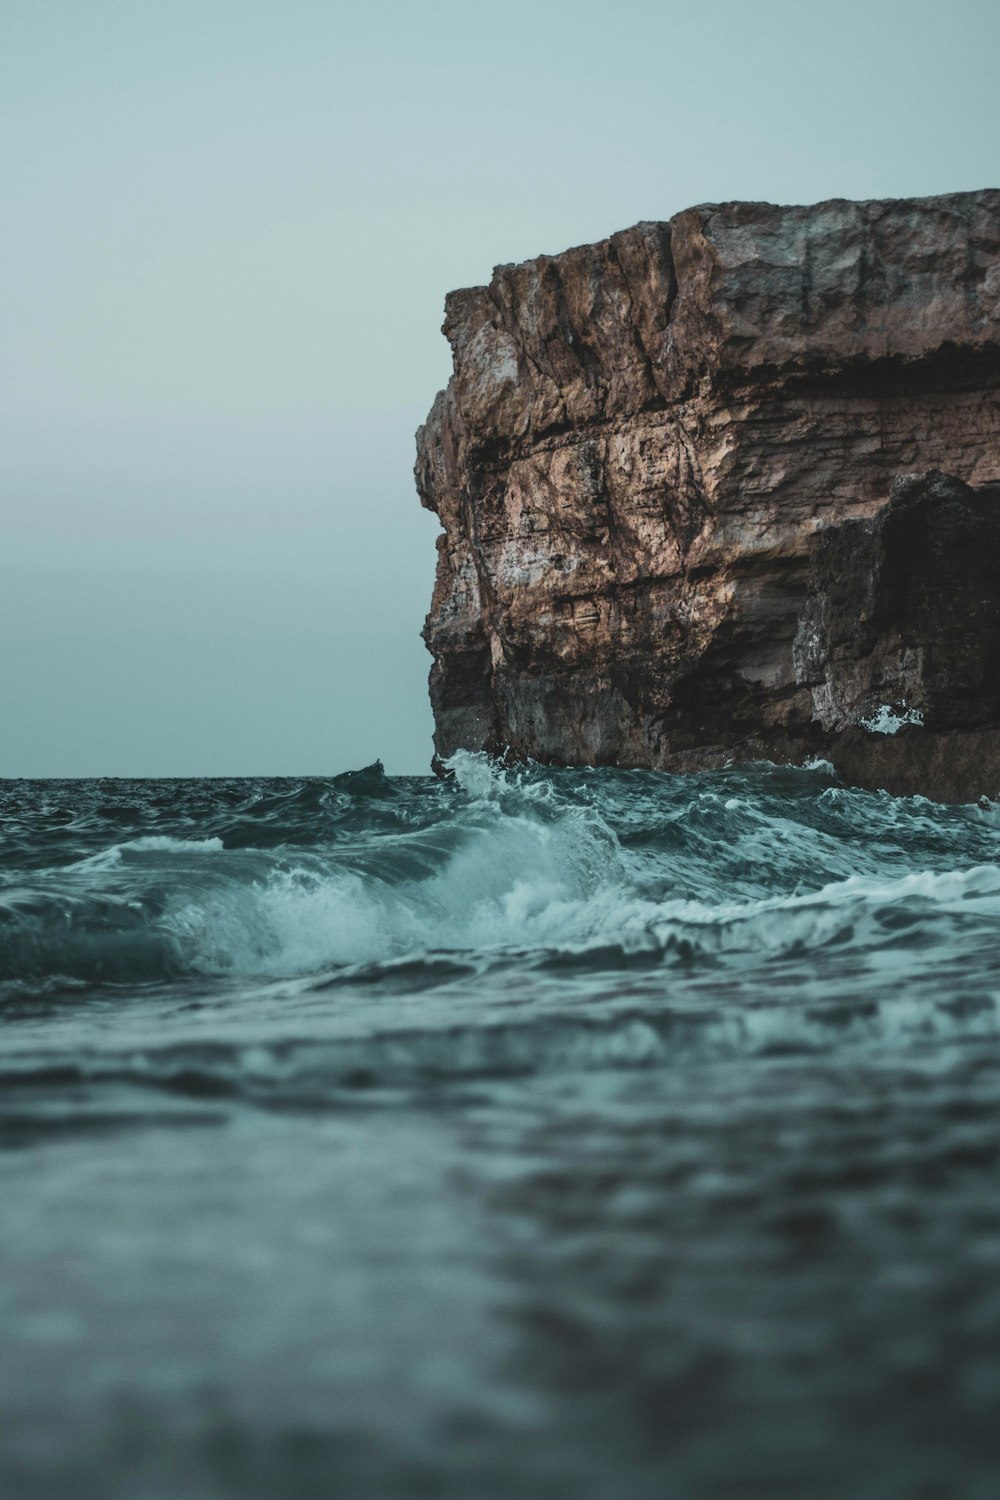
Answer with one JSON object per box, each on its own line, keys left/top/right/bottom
{"left": 416, "top": 190, "right": 1000, "bottom": 800}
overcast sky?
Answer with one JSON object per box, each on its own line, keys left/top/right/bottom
{"left": 2, "top": 0, "right": 999, "bottom": 776}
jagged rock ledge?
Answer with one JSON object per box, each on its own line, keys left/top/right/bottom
{"left": 416, "top": 190, "right": 1000, "bottom": 801}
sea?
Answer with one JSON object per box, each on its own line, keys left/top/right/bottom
{"left": 3, "top": 752, "right": 1000, "bottom": 1499}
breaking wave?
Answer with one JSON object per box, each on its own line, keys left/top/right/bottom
{"left": 2, "top": 754, "right": 998, "bottom": 1012}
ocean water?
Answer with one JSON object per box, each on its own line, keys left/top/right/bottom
{"left": 3, "top": 753, "right": 1000, "bottom": 1499}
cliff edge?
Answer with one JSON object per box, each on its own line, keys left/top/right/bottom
{"left": 416, "top": 190, "right": 1000, "bottom": 800}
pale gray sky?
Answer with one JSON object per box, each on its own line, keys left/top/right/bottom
{"left": 2, "top": 0, "right": 998, "bottom": 775}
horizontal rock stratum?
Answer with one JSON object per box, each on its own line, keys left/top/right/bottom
{"left": 416, "top": 190, "right": 1000, "bottom": 800}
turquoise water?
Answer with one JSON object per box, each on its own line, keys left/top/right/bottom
{"left": 3, "top": 755, "right": 1000, "bottom": 1497}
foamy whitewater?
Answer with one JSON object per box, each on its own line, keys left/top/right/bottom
{"left": 3, "top": 756, "right": 1000, "bottom": 1498}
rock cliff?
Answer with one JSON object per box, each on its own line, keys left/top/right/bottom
{"left": 416, "top": 190, "right": 1000, "bottom": 799}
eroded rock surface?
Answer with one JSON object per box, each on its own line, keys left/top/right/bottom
{"left": 416, "top": 191, "right": 1000, "bottom": 799}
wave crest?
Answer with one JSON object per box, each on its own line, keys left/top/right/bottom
{"left": 2, "top": 756, "right": 999, "bottom": 989}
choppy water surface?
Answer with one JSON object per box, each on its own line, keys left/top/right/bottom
{"left": 3, "top": 755, "right": 1000, "bottom": 1498}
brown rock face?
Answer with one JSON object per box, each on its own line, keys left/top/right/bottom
{"left": 416, "top": 190, "right": 1000, "bottom": 799}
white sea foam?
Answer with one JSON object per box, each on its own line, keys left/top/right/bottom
{"left": 860, "top": 703, "right": 925, "bottom": 734}
{"left": 70, "top": 835, "right": 225, "bottom": 871}
{"left": 124, "top": 836, "right": 225, "bottom": 854}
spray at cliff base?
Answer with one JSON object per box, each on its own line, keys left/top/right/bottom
{"left": 3, "top": 757, "right": 1000, "bottom": 1498}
